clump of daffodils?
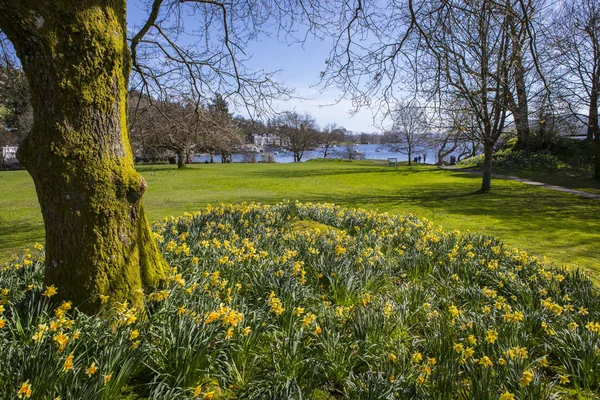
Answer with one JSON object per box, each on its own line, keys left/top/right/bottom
{"left": 1, "top": 201, "right": 599, "bottom": 399}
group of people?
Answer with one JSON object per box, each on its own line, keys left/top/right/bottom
{"left": 413, "top": 155, "right": 427, "bottom": 164}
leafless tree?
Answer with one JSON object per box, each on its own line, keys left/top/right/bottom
{"left": 320, "top": 123, "right": 346, "bottom": 158}
{"left": 386, "top": 101, "right": 429, "bottom": 165}
{"left": 273, "top": 111, "right": 320, "bottom": 162}
{"left": 430, "top": 100, "right": 483, "bottom": 164}
{"left": 320, "top": 0, "right": 552, "bottom": 191}
{"left": 130, "top": 95, "right": 243, "bottom": 168}
{"left": 549, "top": 0, "right": 600, "bottom": 179}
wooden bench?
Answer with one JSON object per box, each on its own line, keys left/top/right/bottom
{"left": 388, "top": 157, "right": 397, "bottom": 166}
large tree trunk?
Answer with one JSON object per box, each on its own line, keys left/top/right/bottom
{"left": 0, "top": 0, "right": 168, "bottom": 313}
{"left": 595, "top": 133, "right": 600, "bottom": 181}
{"left": 588, "top": 78, "right": 600, "bottom": 180}
{"left": 511, "top": 40, "right": 530, "bottom": 149}
{"left": 587, "top": 78, "right": 598, "bottom": 142}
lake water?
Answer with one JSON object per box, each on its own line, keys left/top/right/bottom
{"left": 193, "top": 144, "right": 440, "bottom": 164}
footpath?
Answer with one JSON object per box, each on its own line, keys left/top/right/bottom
{"left": 441, "top": 166, "right": 600, "bottom": 200}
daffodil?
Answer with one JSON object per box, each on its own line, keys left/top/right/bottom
{"left": 85, "top": 362, "right": 97, "bottom": 377}
{"left": 63, "top": 354, "right": 74, "bottom": 372}
{"left": 412, "top": 352, "right": 423, "bottom": 363}
{"left": 485, "top": 329, "right": 498, "bottom": 344}
{"left": 499, "top": 391, "right": 515, "bottom": 400}
{"left": 43, "top": 285, "right": 58, "bottom": 298}
{"left": 17, "top": 381, "right": 32, "bottom": 398}
{"left": 520, "top": 369, "right": 534, "bottom": 387}
{"left": 479, "top": 356, "right": 493, "bottom": 367}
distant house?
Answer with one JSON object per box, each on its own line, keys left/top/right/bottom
{"left": 1, "top": 145, "right": 20, "bottom": 169}
{"left": 2, "top": 145, "right": 17, "bottom": 161}
{"left": 252, "top": 133, "right": 290, "bottom": 149}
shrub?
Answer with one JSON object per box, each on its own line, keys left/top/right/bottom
{"left": 458, "top": 149, "right": 564, "bottom": 171}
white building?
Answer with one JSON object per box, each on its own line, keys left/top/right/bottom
{"left": 1, "top": 145, "right": 18, "bottom": 162}
{"left": 252, "top": 133, "right": 290, "bottom": 149}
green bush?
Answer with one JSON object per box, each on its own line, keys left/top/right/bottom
{"left": 1, "top": 202, "right": 599, "bottom": 399}
{"left": 458, "top": 137, "right": 594, "bottom": 173}
{"left": 458, "top": 149, "right": 564, "bottom": 171}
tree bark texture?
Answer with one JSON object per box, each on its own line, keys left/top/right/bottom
{"left": 509, "top": 23, "right": 530, "bottom": 149}
{"left": 0, "top": 0, "right": 168, "bottom": 313}
{"left": 595, "top": 133, "right": 600, "bottom": 180}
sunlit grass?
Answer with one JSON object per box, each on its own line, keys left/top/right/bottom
{"left": 1, "top": 161, "right": 599, "bottom": 279}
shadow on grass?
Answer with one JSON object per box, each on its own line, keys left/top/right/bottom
{"left": 0, "top": 218, "right": 45, "bottom": 261}
{"left": 247, "top": 165, "right": 438, "bottom": 180}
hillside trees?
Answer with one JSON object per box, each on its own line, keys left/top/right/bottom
{"left": 0, "top": 0, "right": 315, "bottom": 312}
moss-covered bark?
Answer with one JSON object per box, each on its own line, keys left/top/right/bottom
{"left": 0, "top": 0, "right": 168, "bottom": 313}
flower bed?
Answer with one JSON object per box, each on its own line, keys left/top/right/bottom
{"left": 1, "top": 202, "right": 599, "bottom": 399}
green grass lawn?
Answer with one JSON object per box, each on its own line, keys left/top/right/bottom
{"left": 1, "top": 160, "right": 599, "bottom": 279}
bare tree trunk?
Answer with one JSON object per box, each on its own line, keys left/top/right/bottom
{"left": 408, "top": 150, "right": 412, "bottom": 166}
{"left": 595, "top": 133, "right": 600, "bottom": 180}
{"left": 513, "top": 94, "right": 530, "bottom": 149}
{"left": 511, "top": 31, "right": 530, "bottom": 149}
{"left": 588, "top": 73, "right": 600, "bottom": 180}
{"left": 588, "top": 79, "right": 598, "bottom": 142}
{"left": 177, "top": 149, "right": 187, "bottom": 169}
{"left": 480, "top": 143, "right": 493, "bottom": 193}
{"left": 1, "top": 0, "right": 168, "bottom": 313}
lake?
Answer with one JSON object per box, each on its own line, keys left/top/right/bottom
{"left": 193, "top": 144, "right": 441, "bottom": 164}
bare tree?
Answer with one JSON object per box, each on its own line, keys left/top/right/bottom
{"left": 273, "top": 111, "right": 320, "bottom": 162}
{"left": 411, "top": 0, "right": 512, "bottom": 191}
{"left": 320, "top": 123, "right": 346, "bottom": 158}
{"left": 203, "top": 109, "right": 246, "bottom": 163}
{"left": 320, "top": 0, "right": 546, "bottom": 192}
{"left": 429, "top": 100, "right": 482, "bottom": 164}
{"left": 130, "top": 96, "right": 243, "bottom": 168}
{"left": 550, "top": 0, "right": 600, "bottom": 179}
{"left": 387, "top": 101, "right": 429, "bottom": 165}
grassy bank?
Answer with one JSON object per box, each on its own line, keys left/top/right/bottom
{"left": 1, "top": 160, "right": 599, "bottom": 279}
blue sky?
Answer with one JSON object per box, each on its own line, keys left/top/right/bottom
{"left": 126, "top": 1, "right": 381, "bottom": 133}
